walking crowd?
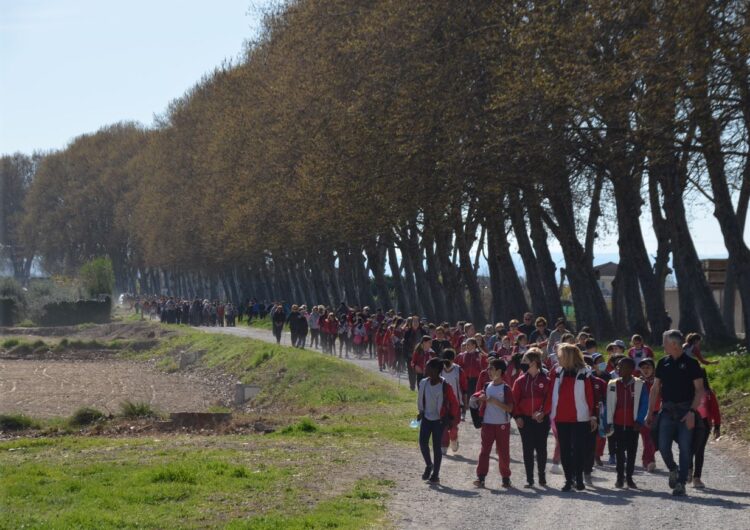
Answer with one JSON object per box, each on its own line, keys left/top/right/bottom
{"left": 126, "top": 296, "right": 722, "bottom": 497}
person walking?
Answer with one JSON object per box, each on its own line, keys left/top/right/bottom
{"left": 645, "top": 329, "right": 705, "bottom": 496}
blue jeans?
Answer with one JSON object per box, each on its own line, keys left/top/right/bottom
{"left": 419, "top": 419, "right": 444, "bottom": 478}
{"left": 658, "top": 407, "right": 694, "bottom": 484}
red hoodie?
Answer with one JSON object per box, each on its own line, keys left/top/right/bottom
{"left": 511, "top": 371, "right": 551, "bottom": 418}
{"left": 456, "top": 350, "right": 487, "bottom": 379}
{"left": 697, "top": 389, "right": 721, "bottom": 426}
{"left": 546, "top": 369, "right": 594, "bottom": 422}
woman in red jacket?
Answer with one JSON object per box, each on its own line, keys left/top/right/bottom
{"left": 512, "top": 348, "right": 551, "bottom": 487}
{"left": 547, "top": 344, "right": 597, "bottom": 492}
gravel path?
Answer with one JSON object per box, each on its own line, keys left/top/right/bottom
{"left": 200, "top": 324, "right": 750, "bottom": 529}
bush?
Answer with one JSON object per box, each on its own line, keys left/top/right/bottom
{"left": 281, "top": 418, "right": 319, "bottom": 434}
{"left": 38, "top": 299, "right": 111, "bottom": 326}
{"left": 2, "top": 338, "right": 20, "bottom": 348}
{"left": 79, "top": 257, "right": 115, "bottom": 298}
{"left": 25, "top": 279, "right": 78, "bottom": 324}
{"left": 119, "top": 400, "right": 155, "bottom": 419}
{"left": 0, "top": 297, "right": 19, "bottom": 326}
{"left": 69, "top": 407, "right": 105, "bottom": 426}
{"left": 0, "top": 414, "right": 37, "bottom": 431}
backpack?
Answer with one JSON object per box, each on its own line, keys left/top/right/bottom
{"left": 421, "top": 380, "right": 459, "bottom": 428}
{"left": 469, "top": 383, "right": 491, "bottom": 429}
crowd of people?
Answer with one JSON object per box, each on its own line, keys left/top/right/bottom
{"left": 125, "top": 295, "right": 721, "bottom": 497}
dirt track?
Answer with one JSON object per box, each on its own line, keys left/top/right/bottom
{"left": 0, "top": 359, "right": 219, "bottom": 418}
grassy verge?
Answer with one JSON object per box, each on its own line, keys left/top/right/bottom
{"left": 244, "top": 316, "right": 273, "bottom": 330}
{"left": 1, "top": 326, "right": 414, "bottom": 528}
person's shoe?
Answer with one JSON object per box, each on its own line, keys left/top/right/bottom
{"left": 422, "top": 465, "right": 433, "bottom": 480}
{"left": 550, "top": 463, "right": 562, "bottom": 475}
{"left": 615, "top": 478, "right": 625, "bottom": 488}
{"left": 668, "top": 468, "right": 679, "bottom": 489}
{"left": 473, "top": 478, "right": 485, "bottom": 488}
{"left": 584, "top": 472, "right": 593, "bottom": 486}
{"left": 687, "top": 468, "right": 693, "bottom": 482}
{"left": 693, "top": 478, "right": 706, "bottom": 489}
{"left": 607, "top": 455, "right": 616, "bottom": 465}
{"left": 502, "top": 477, "right": 512, "bottom": 488}
{"left": 575, "top": 480, "right": 586, "bottom": 491}
{"left": 538, "top": 473, "right": 547, "bottom": 486}
{"left": 627, "top": 478, "right": 638, "bottom": 489}
{"left": 524, "top": 480, "right": 534, "bottom": 488}
{"left": 646, "top": 462, "right": 656, "bottom": 472}
{"left": 595, "top": 457, "right": 603, "bottom": 467}
{"left": 672, "top": 482, "right": 687, "bottom": 496}
{"left": 441, "top": 446, "right": 448, "bottom": 455}
{"left": 450, "top": 439, "right": 459, "bottom": 452}
{"left": 561, "top": 482, "right": 573, "bottom": 492}
{"left": 429, "top": 475, "right": 440, "bottom": 484}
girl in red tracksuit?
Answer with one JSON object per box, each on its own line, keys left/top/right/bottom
{"left": 457, "top": 338, "right": 488, "bottom": 397}
{"left": 473, "top": 358, "right": 514, "bottom": 488}
{"left": 512, "top": 349, "right": 551, "bottom": 487}
{"left": 638, "top": 358, "right": 659, "bottom": 471}
{"left": 547, "top": 344, "right": 597, "bottom": 492}
{"left": 375, "top": 325, "right": 387, "bottom": 371}
{"left": 690, "top": 369, "right": 722, "bottom": 489}
{"left": 440, "top": 349, "right": 468, "bottom": 454}
{"left": 456, "top": 338, "right": 487, "bottom": 396}
{"left": 411, "top": 336, "right": 435, "bottom": 385}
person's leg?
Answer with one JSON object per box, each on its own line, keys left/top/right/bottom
{"left": 641, "top": 424, "right": 656, "bottom": 468}
{"left": 535, "top": 418, "right": 550, "bottom": 481}
{"left": 658, "top": 412, "right": 678, "bottom": 473}
{"left": 431, "top": 421, "right": 445, "bottom": 479}
{"left": 476, "top": 424, "right": 495, "bottom": 481}
{"left": 614, "top": 426, "right": 626, "bottom": 481}
{"left": 572, "top": 422, "right": 588, "bottom": 485}
{"left": 607, "top": 434, "right": 617, "bottom": 464}
{"left": 626, "top": 429, "right": 639, "bottom": 480}
{"left": 519, "top": 419, "right": 535, "bottom": 483}
{"left": 419, "top": 420, "right": 433, "bottom": 468}
{"left": 675, "top": 418, "right": 694, "bottom": 485}
{"left": 441, "top": 424, "right": 451, "bottom": 452}
{"left": 468, "top": 377, "right": 478, "bottom": 395}
{"left": 584, "top": 429, "right": 596, "bottom": 475}
{"left": 407, "top": 364, "right": 416, "bottom": 391}
{"left": 557, "top": 422, "right": 573, "bottom": 484}
{"left": 694, "top": 419, "right": 710, "bottom": 479}
{"left": 497, "top": 423, "right": 511, "bottom": 480}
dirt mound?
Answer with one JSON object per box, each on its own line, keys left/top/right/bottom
{"left": 0, "top": 321, "right": 174, "bottom": 342}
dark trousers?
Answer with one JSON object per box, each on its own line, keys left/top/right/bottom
{"left": 272, "top": 324, "right": 283, "bottom": 344}
{"left": 419, "top": 419, "right": 444, "bottom": 478}
{"left": 467, "top": 377, "right": 478, "bottom": 395}
{"left": 584, "top": 429, "right": 597, "bottom": 474}
{"left": 408, "top": 364, "right": 417, "bottom": 391}
{"left": 557, "top": 421, "right": 590, "bottom": 484}
{"left": 692, "top": 418, "right": 710, "bottom": 479}
{"left": 310, "top": 329, "right": 319, "bottom": 348}
{"left": 518, "top": 416, "right": 550, "bottom": 482}
{"left": 658, "top": 404, "right": 694, "bottom": 484}
{"left": 613, "top": 425, "right": 639, "bottom": 480}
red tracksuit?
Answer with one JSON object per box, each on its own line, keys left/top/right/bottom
{"left": 474, "top": 381, "right": 514, "bottom": 480}
{"left": 640, "top": 377, "right": 659, "bottom": 467}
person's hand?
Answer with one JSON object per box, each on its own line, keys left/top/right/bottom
{"left": 533, "top": 411, "right": 545, "bottom": 422}
{"left": 590, "top": 418, "right": 598, "bottom": 433}
{"left": 714, "top": 425, "right": 721, "bottom": 439}
{"left": 478, "top": 393, "right": 488, "bottom": 403}
{"left": 515, "top": 417, "right": 525, "bottom": 429}
{"left": 417, "top": 412, "right": 423, "bottom": 422}
{"left": 682, "top": 410, "right": 696, "bottom": 430}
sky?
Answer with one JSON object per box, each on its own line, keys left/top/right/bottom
{"left": 0, "top": 0, "right": 745, "bottom": 264}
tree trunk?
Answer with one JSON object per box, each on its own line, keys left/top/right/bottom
{"left": 387, "top": 243, "right": 409, "bottom": 315}
{"left": 525, "top": 190, "right": 564, "bottom": 321}
{"left": 508, "top": 190, "right": 546, "bottom": 317}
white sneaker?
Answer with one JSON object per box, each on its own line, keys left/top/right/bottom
{"left": 441, "top": 446, "right": 448, "bottom": 455}
{"left": 550, "top": 463, "right": 562, "bottom": 475}
{"left": 450, "top": 439, "right": 459, "bottom": 452}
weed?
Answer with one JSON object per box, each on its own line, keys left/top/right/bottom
{"left": 119, "top": 400, "right": 155, "bottom": 419}
{"left": 0, "top": 414, "right": 37, "bottom": 431}
{"left": 281, "top": 418, "right": 319, "bottom": 434}
{"left": 69, "top": 407, "right": 105, "bottom": 426}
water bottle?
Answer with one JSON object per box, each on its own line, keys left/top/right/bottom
{"left": 410, "top": 418, "right": 421, "bottom": 429}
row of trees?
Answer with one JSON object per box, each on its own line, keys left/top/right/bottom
{"left": 1, "top": 0, "right": 748, "bottom": 344}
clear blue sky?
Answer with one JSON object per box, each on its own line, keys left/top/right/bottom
{"left": 0, "top": 0, "right": 274, "bottom": 155}
{"left": 0, "top": 1, "right": 743, "bottom": 259}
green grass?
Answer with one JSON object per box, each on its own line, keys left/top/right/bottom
{"left": 0, "top": 435, "right": 393, "bottom": 529}
{"left": 0, "top": 325, "right": 414, "bottom": 527}
{"left": 1, "top": 338, "right": 20, "bottom": 348}
{"left": 118, "top": 400, "right": 157, "bottom": 419}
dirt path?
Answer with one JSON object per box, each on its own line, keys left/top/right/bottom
{"left": 0, "top": 359, "right": 220, "bottom": 418}
{"left": 201, "top": 324, "right": 750, "bottom": 529}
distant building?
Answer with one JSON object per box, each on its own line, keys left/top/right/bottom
{"left": 593, "top": 261, "right": 618, "bottom": 298}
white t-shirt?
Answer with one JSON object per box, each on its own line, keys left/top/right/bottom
{"left": 483, "top": 382, "right": 511, "bottom": 425}
{"left": 441, "top": 365, "right": 463, "bottom": 407}
{"left": 423, "top": 381, "right": 442, "bottom": 421}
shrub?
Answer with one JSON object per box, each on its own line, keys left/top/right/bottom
{"left": 281, "top": 418, "right": 318, "bottom": 434}
{"left": 119, "top": 400, "right": 155, "bottom": 419}
{"left": 0, "top": 414, "right": 37, "bottom": 431}
{"left": 1, "top": 338, "right": 20, "bottom": 348}
{"left": 79, "top": 257, "right": 115, "bottom": 298}
{"left": 69, "top": 407, "right": 105, "bottom": 426}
